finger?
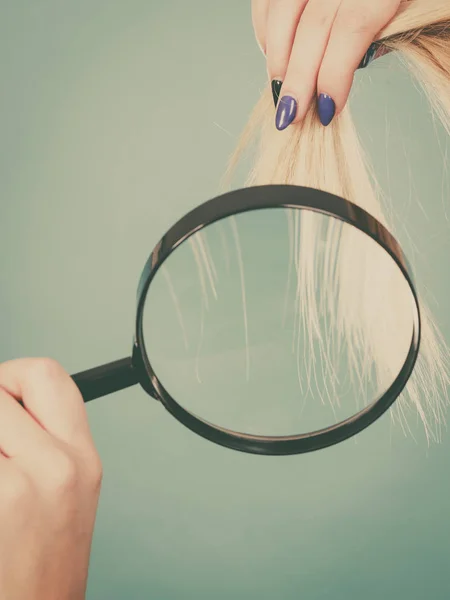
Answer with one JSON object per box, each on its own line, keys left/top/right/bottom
{"left": 0, "top": 385, "right": 54, "bottom": 460}
{"left": 265, "top": 0, "right": 308, "bottom": 106}
{"left": 251, "top": 0, "right": 271, "bottom": 56}
{"left": 275, "top": 0, "right": 341, "bottom": 130}
{"left": 317, "top": 0, "right": 401, "bottom": 126}
{"left": 0, "top": 358, "right": 94, "bottom": 450}
{"left": 0, "top": 385, "right": 102, "bottom": 494}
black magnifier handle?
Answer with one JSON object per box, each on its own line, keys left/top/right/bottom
{"left": 72, "top": 357, "right": 139, "bottom": 403}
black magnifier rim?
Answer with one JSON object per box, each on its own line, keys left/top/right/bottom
{"left": 134, "top": 185, "right": 421, "bottom": 456}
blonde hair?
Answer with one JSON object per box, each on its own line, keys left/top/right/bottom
{"left": 223, "top": 0, "right": 450, "bottom": 442}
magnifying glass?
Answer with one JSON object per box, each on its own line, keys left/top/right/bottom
{"left": 72, "top": 185, "right": 421, "bottom": 456}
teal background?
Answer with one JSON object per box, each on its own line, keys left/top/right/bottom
{"left": 1, "top": 1, "right": 450, "bottom": 598}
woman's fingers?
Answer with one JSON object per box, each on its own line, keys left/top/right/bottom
{"left": 265, "top": 0, "right": 308, "bottom": 106}
{"left": 274, "top": 0, "right": 341, "bottom": 129}
{"left": 0, "top": 382, "right": 90, "bottom": 490}
{"left": 316, "top": 0, "right": 401, "bottom": 125}
{"left": 251, "top": 0, "right": 271, "bottom": 56}
{"left": 0, "top": 358, "right": 93, "bottom": 450}
{"left": 272, "top": 0, "right": 401, "bottom": 130}
{"left": 0, "top": 358, "right": 102, "bottom": 600}
{"left": 0, "top": 385, "right": 54, "bottom": 460}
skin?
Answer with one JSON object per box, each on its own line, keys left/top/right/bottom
{"left": 251, "top": 0, "right": 402, "bottom": 123}
{"left": 0, "top": 358, "right": 102, "bottom": 600}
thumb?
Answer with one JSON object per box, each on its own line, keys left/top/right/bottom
{"left": 251, "top": 0, "right": 270, "bottom": 56}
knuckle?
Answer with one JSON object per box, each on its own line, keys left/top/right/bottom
{"left": 43, "top": 450, "right": 78, "bottom": 494}
{"left": 336, "top": 7, "right": 375, "bottom": 35}
{"left": 85, "top": 453, "right": 103, "bottom": 490}
{"left": 29, "top": 357, "right": 66, "bottom": 383}
{"left": 302, "top": 0, "right": 335, "bottom": 31}
{"left": 307, "top": 10, "right": 334, "bottom": 31}
{"left": 1, "top": 470, "right": 32, "bottom": 506}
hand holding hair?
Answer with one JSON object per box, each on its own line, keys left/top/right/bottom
{"left": 251, "top": 0, "right": 401, "bottom": 127}
{"left": 233, "top": 0, "right": 450, "bottom": 441}
{"left": 0, "top": 358, "right": 102, "bottom": 600}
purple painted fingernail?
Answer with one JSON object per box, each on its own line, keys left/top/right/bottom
{"left": 275, "top": 96, "right": 297, "bottom": 131}
{"left": 318, "top": 94, "right": 336, "bottom": 127}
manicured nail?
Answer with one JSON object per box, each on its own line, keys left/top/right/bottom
{"left": 275, "top": 96, "right": 297, "bottom": 131}
{"left": 358, "top": 42, "right": 393, "bottom": 70}
{"left": 318, "top": 94, "right": 336, "bottom": 127}
{"left": 271, "top": 80, "right": 283, "bottom": 107}
{"left": 358, "top": 42, "right": 378, "bottom": 69}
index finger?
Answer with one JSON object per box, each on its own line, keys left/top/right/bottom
{"left": 316, "top": 0, "right": 401, "bottom": 125}
{"left": 0, "top": 358, "right": 94, "bottom": 449}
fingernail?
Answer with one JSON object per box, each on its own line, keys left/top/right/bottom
{"left": 271, "top": 80, "right": 283, "bottom": 107}
{"left": 358, "top": 42, "right": 393, "bottom": 70}
{"left": 317, "top": 94, "right": 336, "bottom": 127}
{"left": 358, "top": 42, "right": 378, "bottom": 69}
{"left": 275, "top": 96, "right": 297, "bottom": 131}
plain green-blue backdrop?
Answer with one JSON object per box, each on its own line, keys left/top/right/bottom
{"left": 1, "top": 2, "right": 450, "bottom": 598}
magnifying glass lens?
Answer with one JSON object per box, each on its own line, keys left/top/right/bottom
{"left": 142, "top": 207, "right": 414, "bottom": 436}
